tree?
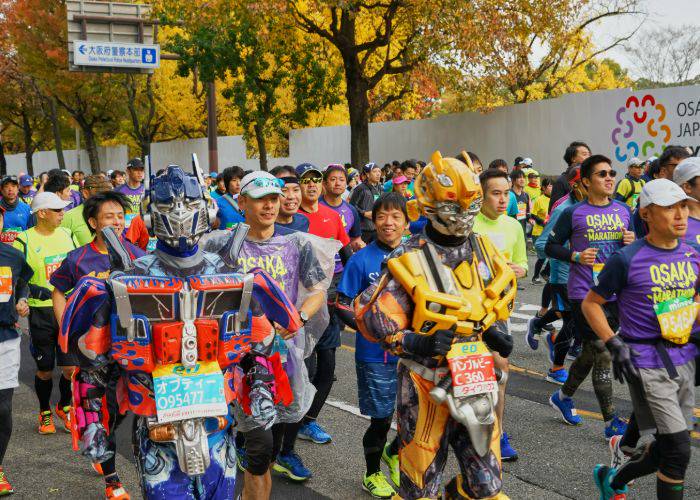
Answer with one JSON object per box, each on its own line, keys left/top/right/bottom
{"left": 160, "top": 0, "right": 341, "bottom": 170}
{"left": 287, "top": 0, "right": 448, "bottom": 166}
{"left": 626, "top": 26, "right": 700, "bottom": 87}
{"left": 444, "top": 0, "right": 641, "bottom": 109}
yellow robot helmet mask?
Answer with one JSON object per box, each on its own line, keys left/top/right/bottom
{"left": 409, "top": 151, "right": 483, "bottom": 237}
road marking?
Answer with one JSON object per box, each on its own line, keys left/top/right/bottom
{"left": 325, "top": 398, "right": 397, "bottom": 431}
{"left": 510, "top": 312, "right": 535, "bottom": 320}
{"left": 517, "top": 304, "right": 542, "bottom": 311}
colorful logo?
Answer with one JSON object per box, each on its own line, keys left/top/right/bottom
{"left": 611, "top": 94, "right": 671, "bottom": 162}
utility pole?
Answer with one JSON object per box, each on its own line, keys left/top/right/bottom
{"left": 75, "top": 127, "right": 81, "bottom": 172}
{"left": 207, "top": 81, "right": 218, "bottom": 173}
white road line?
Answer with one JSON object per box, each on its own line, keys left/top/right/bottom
{"left": 510, "top": 312, "right": 535, "bottom": 320}
{"left": 517, "top": 303, "right": 542, "bottom": 311}
{"left": 325, "top": 398, "right": 397, "bottom": 431}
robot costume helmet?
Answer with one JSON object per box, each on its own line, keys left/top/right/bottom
{"left": 142, "top": 164, "right": 217, "bottom": 253}
{"left": 408, "top": 150, "right": 483, "bottom": 237}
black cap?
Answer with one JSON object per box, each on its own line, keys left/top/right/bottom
{"left": 127, "top": 158, "right": 144, "bottom": 169}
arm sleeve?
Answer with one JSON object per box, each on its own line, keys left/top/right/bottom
{"left": 545, "top": 206, "right": 574, "bottom": 261}
{"left": 591, "top": 251, "right": 629, "bottom": 299}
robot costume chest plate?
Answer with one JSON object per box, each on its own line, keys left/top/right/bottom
{"left": 387, "top": 236, "right": 516, "bottom": 337}
{"left": 109, "top": 273, "right": 255, "bottom": 373}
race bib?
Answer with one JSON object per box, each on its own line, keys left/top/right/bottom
{"left": 446, "top": 342, "right": 497, "bottom": 398}
{"left": 44, "top": 253, "right": 67, "bottom": 280}
{"left": 592, "top": 263, "right": 604, "bottom": 286}
{"left": 653, "top": 296, "right": 698, "bottom": 345}
{"left": 153, "top": 361, "right": 228, "bottom": 424}
{"left": 516, "top": 202, "right": 527, "bottom": 221}
{"left": 124, "top": 213, "right": 136, "bottom": 229}
{"left": 0, "top": 228, "right": 20, "bottom": 244}
{"left": 0, "top": 266, "right": 12, "bottom": 303}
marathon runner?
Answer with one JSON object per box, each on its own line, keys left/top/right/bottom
{"left": 0, "top": 176, "right": 32, "bottom": 245}
{"left": 113, "top": 158, "right": 145, "bottom": 228}
{"left": 545, "top": 154, "right": 632, "bottom": 438}
{"left": 587, "top": 178, "right": 697, "bottom": 500}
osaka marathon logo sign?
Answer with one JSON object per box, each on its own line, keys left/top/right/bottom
{"left": 611, "top": 94, "right": 671, "bottom": 163}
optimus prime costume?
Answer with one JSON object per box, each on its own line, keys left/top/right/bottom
{"left": 59, "top": 161, "right": 300, "bottom": 499}
{"left": 355, "top": 152, "right": 516, "bottom": 499}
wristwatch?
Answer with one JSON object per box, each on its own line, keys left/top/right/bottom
{"left": 300, "top": 311, "right": 309, "bottom": 325}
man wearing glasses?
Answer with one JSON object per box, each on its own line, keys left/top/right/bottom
{"left": 350, "top": 163, "right": 383, "bottom": 243}
{"left": 0, "top": 176, "right": 32, "bottom": 244}
{"left": 614, "top": 157, "right": 646, "bottom": 209}
{"left": 12, "top": 192, "right": 77, "bottom": 436}
{"left": 545, "top": 155, "right": 634, "bottom": 439}
{"left": 295, "top": 163, "right": 350, "bottom": 445}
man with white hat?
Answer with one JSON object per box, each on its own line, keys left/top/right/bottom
{"left": 12, "top": 192, "right": 77, "bottom": 436}
{"left": 586, "top": 178, "right": 698, "bottom": 500}
{"left": 614, "top": 157, "right": 646, "bottom": 209}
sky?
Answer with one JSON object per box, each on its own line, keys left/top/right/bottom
{"left": 588, "top": 0, "right": 698, "bottom": 76}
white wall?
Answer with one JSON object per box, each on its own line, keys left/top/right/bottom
{"left": 8, "top": 84, "right": 700, "bottom": 176}
{"left": 4, "top": 145, "right": 128, "bottom": 175}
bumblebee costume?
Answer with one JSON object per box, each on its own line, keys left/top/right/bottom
{"left": 356, "top": 152, "right": 516, "bottom": 499}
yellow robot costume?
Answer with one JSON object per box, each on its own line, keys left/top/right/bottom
{"left": 355, "top": 152, "right": 516, "bottom": 499}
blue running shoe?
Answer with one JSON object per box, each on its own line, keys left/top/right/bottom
{"left": 526, "top": 318, "right": 540, "bottom": 350}
{"left": 297, "top": 421, "right": 332, "bottom": 444}
{"left": 593, "top": 464, "right": 627, "bottom": 500}
{"left": 236, "top": 445, "right": 248, "bottom": 472}
{"left": 500, "top": 432, "right": 518, "bottom": 462}
{"left": 605, "top": 416, "right": 628, "bottom": 440}
{"left": 545, "top": 331, "right": 556, "bottom": 364}
{"left": 272, "top": 453, "right": 312, "bottom": 482}
{"left": 549, "top": 391, "right": 582, "bottom": 425}
{"left": 546, "top": 368, "right": 568, "bottom": 385}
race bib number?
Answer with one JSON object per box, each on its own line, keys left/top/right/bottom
{"left": 153, "top": 361, "right": 228, "bottom": 424}
{"left": 124, "top": 213, "right": 136, "bottom": 229}
{"left": 446, "top": 342, "right": 497, "bottom": 398}
{"left": 44, "top": 253, "right": 66, "bottom": 280}
{"left": 0, "top": 266, "right": 12, "bottom": 303}
{"left": 592, "top": 263, "right": 604, "bottom": 286}
{"left": 516, "top": 202, "right": 527, "bottom": 221}
{"left": 0, "top": 229, "right": 20, "bottom": 244}
{"left": 653, "top": 296, "right": 698, "bottom": 345}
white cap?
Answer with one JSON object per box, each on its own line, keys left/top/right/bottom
{"left": 672, "top": 157, "right": 700, "bottom": 186}
{"left": 627, "top": 157, "right": 643, "bottom": 168}
{"left": 639, "top": 179, "right": 692, "bottom": 209}
{"left": 239, "top": 171, "right": 283, "bottom": 199}
{"left": 30, "top": 192, "right": 71, "bottom": 213}
{"left": 521, "top": 158, "right": 533, "bottom": 166}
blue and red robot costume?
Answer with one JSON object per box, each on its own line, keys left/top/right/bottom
{"left": 59, "top": 163, "right": 300, "bottom": 499}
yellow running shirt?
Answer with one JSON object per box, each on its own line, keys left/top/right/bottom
{"left": 473, "top": 212, "right": 528, "bottom": 272}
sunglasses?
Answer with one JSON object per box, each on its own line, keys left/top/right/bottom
{"left": 241, "top": 177, "right": 283, "bottom": 191}
{"left": 299, "top": 176, "right": 322, "bottom": 185}
{"left": 592, "top": 170, "right": 617, "bottom": 179}
{"left": 45, "top": 208, "right": 63, "bottom": 213}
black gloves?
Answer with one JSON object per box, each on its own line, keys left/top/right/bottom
{"left": 403, "top": 329, "right": 455, "bottom": 356}
{"left": 482, "top": 325, "right": 514, "bottom": 358}
{"left": 605, "top": 336, "right": 639, "bottom": 383}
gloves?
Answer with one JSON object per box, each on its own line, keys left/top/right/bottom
{"left": 605, "top": 336, "right": 639, "bottom": 383}
{"left": 403, "top": 329, "right": 454, "bottom": 356}
{"left": 80, "top": 422, "right": 113, "bottom": 463}
{"left": 482, "top": 325, "right": 513, "bottom": 358}
{"left": 249, "top": 380, "right": 276, "bottom": 430}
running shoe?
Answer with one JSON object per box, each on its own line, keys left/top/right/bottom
{"left": 362, "top": 472, "right": 396, "bottom": 499}
{"left": 273, "top": 452, "right": 312, "bottom": 481}
{"left": 105, "top": 481, "right": 130, "bottom": 500}
{"left": 381, "top": 443, "right": 399, "bottom": 487}
{"left": 0, "top": 467, "right": 13, "bottom": 496}
{"left": 235, "top": 444, "right": 248, "bottom": 472}
{"left": 500, "top": 432, "right": 518, "bottom": 462}
{"left": 608, "top": 436, "right": 634, "bottom": 485}
{"left": 545, "top": 331, "right": 556, "bottom": 364}
{"left": 605, "top": 416, "right": 628, "bottom": 439}
{"left": 38, "top": 410, "right": 56, "bottom": 434}
{"left": 549, "top": 391, "right": 582, "bottom": 425}
{"left": 545, "top": 368, "right": 568, "bottom": 385}
{"left": 297, "top": 421, "right": 332, "bottom": 444}
{"left": 526, "top": 318, "right": 540, "bottom": 350}
{"left": 54, "top": 404, "right": 72, "bottom": 433}
{"left": 542, "top": 323, "right": 555, "bottom": 333}
{"left": 566, "top": 343, "right": 582, "bottom": 361}
{"left": 593, "top": 464, "right": 627, "bottom": 500}
{"left": 91, "top": 462, "right": 104, "bottom": 475}
{"left": 531, "top": 277, "right": 544, "bottom": 285}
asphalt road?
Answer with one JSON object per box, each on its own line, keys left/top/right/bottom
{"left": 4, "top": 255, "right": 700, "bottom": 499}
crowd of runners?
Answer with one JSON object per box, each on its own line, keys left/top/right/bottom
{"left": 0, "top": 141, "right": 697, "bottom": 500}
